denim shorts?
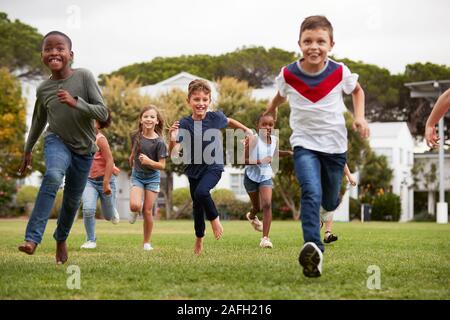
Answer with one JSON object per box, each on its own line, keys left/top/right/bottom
{"left": 243, "top": 173, "right": 273, "bottom": 193}
{"left": 131, "top": 169, "right": 160, "bottom": 192}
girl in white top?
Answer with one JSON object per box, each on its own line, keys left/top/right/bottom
{"left": 244, "top": 114, "right": 292, "bottom": 248}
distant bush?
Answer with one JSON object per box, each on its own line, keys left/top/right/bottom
{"left": 371, "top": 192, "right": 401, "bottom": 221}
{"left": 172, "top": 187, "right": 192, "bottom": 219}
{"left": 16, "top": 186, "right": 38, "bottom": 215}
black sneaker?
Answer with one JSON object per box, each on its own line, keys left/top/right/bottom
{"left": 324, "top": 231, "right": 338, "bottom": 244}
{"left": 298, "top": 242, "right": 323, "bottom": 277}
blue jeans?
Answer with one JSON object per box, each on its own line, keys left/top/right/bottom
{"left": 293, "top": 147, "right": 346, "bottom": 252}
{"left": 81, "top": 175, "right": 118, "bottom": 242}
{"left": 24, "top": 133, "right": 93, "bottom": 244}
{"left": 188, "top": 169, "right": 222, "bottom": 238}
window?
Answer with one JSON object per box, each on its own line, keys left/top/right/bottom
{"left": 373, "top": 148, "right": 393, "bottom": 164}
{"left": 399, "top": 148, "right": 403, "bottom": 165}
{"left": 230, "top": 173, "right": 246, "bottom": 196}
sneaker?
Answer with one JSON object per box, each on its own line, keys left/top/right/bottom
{"left": 80, "top": 241, "right": 97, "bottom": 249}
{"left": 111, "top": 209, "right": 120, "bottom": 225}
{"left": 324, "top": 231, "right": 338, "bottom": 243}
{"left": 298, "top": 242, "right": 323, "bottom": 277}
{"left": 246, "top": 212, "right": 263, "bottom": 232}
{"left": 128, "top": 211, "right": 138, "bottom": 224}
{"left": 259, "top": 237, "right": 273, "bottom": 248}
{"left": 143, "top": 243, "right": 153, "bottom": 251}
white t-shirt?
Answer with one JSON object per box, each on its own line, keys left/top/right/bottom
{"left": 276, "top": 58, "right": 358, "bottom": 153}
{"left": 245, "top": 134, "right": 277, "bottom": 183}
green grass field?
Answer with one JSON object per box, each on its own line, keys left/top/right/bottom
{"left": 0, "top": 219, "right": 449, "bottom": 300}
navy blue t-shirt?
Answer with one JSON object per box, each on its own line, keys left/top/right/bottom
{"left": 176, "top": 111, "right": 228, "bottom": 179}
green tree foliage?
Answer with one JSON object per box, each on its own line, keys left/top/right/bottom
{"left": 400, "top": 63, "right": 450, "bottom": 140}
{"left": 102, "top": 75, "right": 152, "bottom": 170}
{"left": 359, "top": 152, "right": 394, "bottom": 202}
{"left": 0, "top": 12, "right": 45, "bottom": 78}
{"left": 0, "top": 68, "right": 27, "bottom": 182}
{"left": 100, "top": 46, "right": 297, "bottom": 88}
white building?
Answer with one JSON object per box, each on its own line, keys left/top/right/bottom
{"left": 413, "top": 152, "right": 450, "bottom": 215}
{"left": 368, "top": 122, "right": 415, "bottom": 221}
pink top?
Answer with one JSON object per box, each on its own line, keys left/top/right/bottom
{"left": 89, "top": 133, "right": 112, "bottom": 179}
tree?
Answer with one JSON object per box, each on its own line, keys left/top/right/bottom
{"left": 0, "top": 68, "right": 27, "bottom": 177}
{"left": 0, "top": 12, "right": 45, "bottom": 79}
{"left": 0, "top": 68, "right": 27, "bottom": 208}
{"left": 102, "top": 75, "right": 152, "bottom": 170}
{"left": 359, "top": 151, "right": 394, "bottom": 203}
{"left": 99, "top": 46, "right": 298, "bottom": 88}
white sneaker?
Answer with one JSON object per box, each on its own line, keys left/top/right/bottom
{"left": 128, "top": 211, "right": 138, "bottom": 224}
{"left": 298, "top": 242, "right": 323, "bottom": 277}
{"left": 80, "top": 241, "right": 97, "bottom": 249}
{"left": 143, "top": 243, "right": 153, "bottom": 251}
{"left": 260, "top": 237, "right": 273, "bottom": 248}
{"left": 246, "top": 212, "right": 263, "bottom": 232}
{"left": 111, "top": 209, "right": 120, "bottom": 225}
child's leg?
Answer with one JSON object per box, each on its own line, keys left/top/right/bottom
{"left": 293, "top": 147, "right": 324, "bottom": 252}
{"left": 319, "top": 153, "right": 346, "bottom": 213}
{"left": 130, "top": 186, "right": 144, "bottom": 213}
{"left": 99, "top": 177, "right": 118, "bottom": 222}
{"left": 81, "top": 180, "right": 99, "bottom": 242}
{"left": 53, "top": 151, "right": 93, "bottom": 264}
{"left": 142, "top": 190, "right": 158, "bottom": 245}
{"left": 247, "top": 191, "right": 260, "bottom": 218}
{"left": 259, "top": 186, "right": 272, "bottom": 238}
{"left": 325, "top": 219, "right": 333, "bottom": 233}
{"left": 188, "top": 177, "right": 206, "bottom": 239}
{"left": 23, "top": 134, "right": 71, "bottom": 246}
{"left": 193, "top": 170, "right": 223, "bottom": 240}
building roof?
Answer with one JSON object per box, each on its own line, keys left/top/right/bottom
{"left": 368, "top": 122, "right": 411, "bottom": 138}
{"left": 139, "top": 72, "right": 218, "bottom": 100}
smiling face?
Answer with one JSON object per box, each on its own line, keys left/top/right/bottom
{"left": 41, "top": 34, "right": 73, "bottom": 76}
{"left": 188, "top": 90, "right": 211, "bottom": 120}
{"left": 298, "top": 28, "right": 334, "bottom": 72}
{"left": 140, "top": 108, "right": 159, "bottom": 132}
{"left": 257, "top": 115, "right": 275, "bottom": 138}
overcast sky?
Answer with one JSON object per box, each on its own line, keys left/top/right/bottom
{"left": 2, "top": 0, "right": 450, "bottom": 79}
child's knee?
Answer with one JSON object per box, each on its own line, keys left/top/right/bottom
{"left": 82, "top": 209, "right": 96, "bottom": 219}
{"left": 130, "top": 203, "right": 141, "bottom": 212}
{"left": 261, "top": 201, "right": 272, "bottom": 212}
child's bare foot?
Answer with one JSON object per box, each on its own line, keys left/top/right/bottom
{"left": 194, "top": 237, "right": 203, "bottom": 256}
{"left": 18, "top": 241, "right": 37, "bottom": 255}
{"left": 56, "top": 241, "right": 68, "bottom": 265}
{"left": 210, "top": 217, "right": 223, "bottom": 240}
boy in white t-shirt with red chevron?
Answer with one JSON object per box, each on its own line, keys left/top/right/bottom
{"left": 264, "top": 15, "right": 370, "bottom": 277}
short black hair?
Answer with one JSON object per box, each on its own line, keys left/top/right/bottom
{"left": 42, "top": 31, "right": 72, "bottom": 50}
{"left": 256, "top": 113, "right": 274, "bottom": 124}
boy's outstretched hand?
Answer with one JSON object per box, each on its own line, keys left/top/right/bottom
{"left": 169, "top": 121, "right": 180, "bottom": 141}
{"left": 18, "top": 152, "right": 32, "bottom": 176}
{"left": 57, "top": 89, "right": 77, "bottom": 107}
{"left": 425, "top": 124, "right": 439, "bottom": 149}
{"left": 353, "top": 117, "right": 370, "bottom": 139}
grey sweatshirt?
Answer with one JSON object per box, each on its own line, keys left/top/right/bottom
{"left": 25, "top": 68, "right": 108, "bottom": 155}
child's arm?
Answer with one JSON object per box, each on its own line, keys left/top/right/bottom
{"left": 227, "top": 118, "right": 253, "bottom": 136}
{"left": 168, "top": 121, "right": 181, "bottom": 156}
{"left": 263, "top": 91, "right": 286, "bottom": 121}
{"left": 344, "top": 164, "right": 357, "bottom": 186}
{"left": 425, "top": 88, "right": 450, "bottom": 148}
{"left": 278, "top": 150, "right": 293, "bottom": 157}
{"left": 351, "top": 83, "right": 370, "bottom": 139}
{"left": 58, "top": 70, "right": 108, "bottom": 122}
{"left": 96, "top": 136, "right": 114, "bottom": 195}
{"left": 138, "top": 154, "right": 166, "bottom": 171}
{"left": 20, "top": 97, "right": 47, "bottom": 176}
